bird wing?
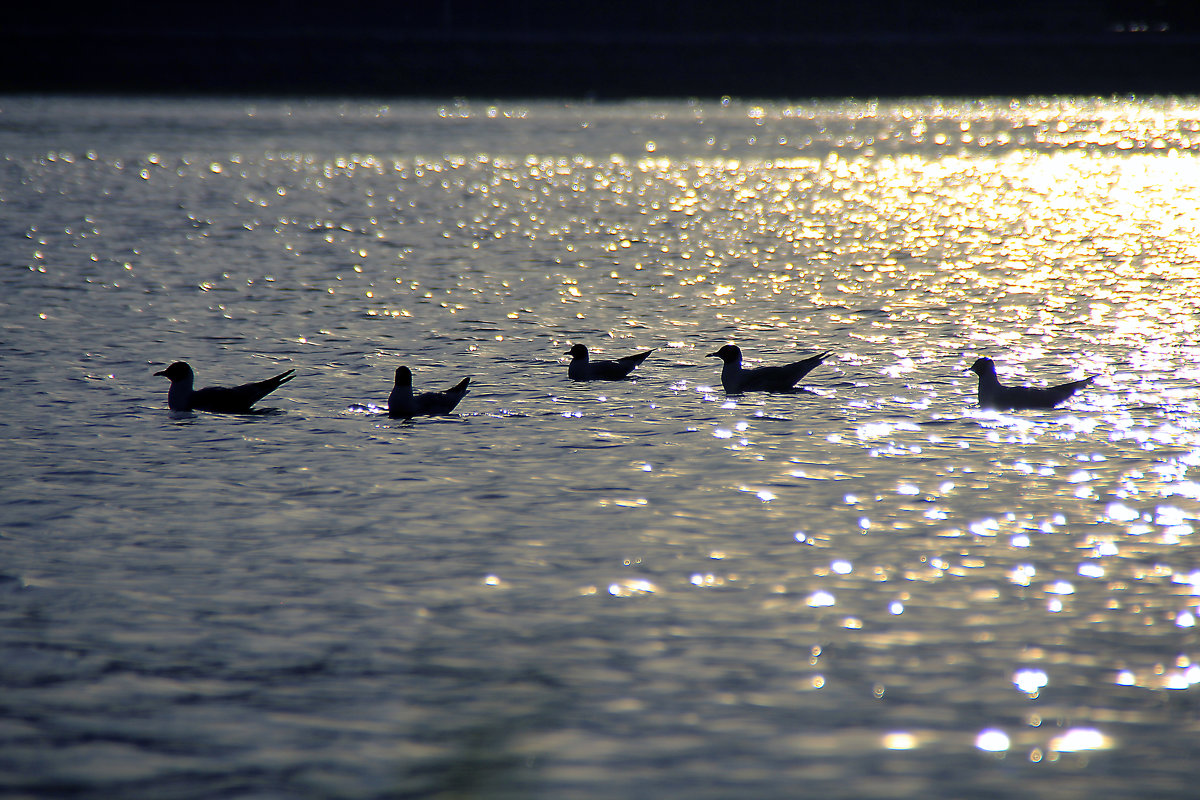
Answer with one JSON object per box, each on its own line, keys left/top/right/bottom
{"left": 591, "top": 360, "right": 634, "bottom": 379}
{"left": 991, "top": 376, "right": 1092, "bottom": 410}
{"left": 739, "top": 352, "right": 828, "bottom": 392}
{"left": 192, "top": 370, "right": 295, "bottom": 412}
{"left": 443, "top": 377, "right": 471, "bottom": 394}
{"left": 616, "top": 349, "right": 655, "bottom": 367}
{"left": 409, "top": 378, "right": 470, "bottom": 415}
{"left": 586, "top": 351, "right": 653, "bottom": 380}
{"left": 782, "top": 352, "right": 829, "bottom": 382}
{"left": 1041, "top": 376, "right": 1093, "bottom": 406}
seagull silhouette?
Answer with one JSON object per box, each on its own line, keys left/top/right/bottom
{"left": 154, "top": 361, "right": 295, "bottom": 413}
{"left": 565, "top": 344, "right": 654, "bottom": 381}
{"left": 388, "top": 366, "right": 470, "bottom": 418}
{"left": 968, "top": 357, "right": 1093, "bottom": 410}
{"left": 708, "top": 344, "right": 829, "bottom": 394}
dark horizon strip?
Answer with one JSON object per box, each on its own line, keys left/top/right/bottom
{"left": 4, "top": 30, "right": 1199, "bottom": 98}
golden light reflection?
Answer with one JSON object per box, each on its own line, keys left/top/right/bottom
{"left": 1013, "top": 669, "right": 1049, "bottom": 696}
{"left": 396, "top": 109, "right": 1199, "bottom": 350}
{"left": 607, "top": 579, "right": 657, "bottom": 597}
{"left": 806, "top": 590, "right": 836, "bottom": 607}
{"left": 1115, "top": 656, "right": 1200, "bottom": 690}
{"left": 975, "top": 729, "right": 1010, "bottom": 752}
{"left": 882, "top": 732, "right": 918, "bottom": 750}
{"left": 596, "top": 497, "right": 648, "bottom": 508}
{"left": 690, "top": 573, "right": 734, "bottom": 587}
{"left": 1048, "top": 728, "right": 1112, "bottom": 753}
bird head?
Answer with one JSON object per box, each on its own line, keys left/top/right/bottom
{"left": 153, "top": 361, "right": 193, "bottom": 381}
{"left": 707, "top": 344, "right": 741, "bottom": 361}
{"left": 968, "top": 357, "right": 996, "bottom": 377}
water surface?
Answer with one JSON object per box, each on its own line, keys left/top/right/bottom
{"left": 3, "top": 96, "right": 1200, "bottom": 798}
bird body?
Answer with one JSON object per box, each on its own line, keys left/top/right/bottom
{"left": 565, "top": 344, "right": 654, "bottom": 381}
{"left": 968, "top": 357, "right": 1093, "bottom": 410}
{"left": 708, "top": 344, "right": 829, "bottom": 394}
{"left": 388, "top": 366, "right": 470, "bottom": 418}
{"left": 154, "top": 361, "right": 295, "bottom": 413}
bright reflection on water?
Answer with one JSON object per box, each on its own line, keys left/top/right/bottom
{"left": 3, "top": 96, "right": 1200, "bottom": 798}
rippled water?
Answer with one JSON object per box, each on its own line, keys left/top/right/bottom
{"left": 4, "top": 95, "right": 1200, "bottom": 798}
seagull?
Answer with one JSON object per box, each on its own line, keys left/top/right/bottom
{"left": 154, "top": 361, "right": 295, "bottom": 413}
{"left": 968, "top": 357, "right": 1093, "bottom": 410}
{"left": 708, "top": 344, "right": 830, "bottom": 394}
{"left": 565, "top": 344, "right": 654, "bottom": 381}
{"left": 388, "top": 366, "right": 470, "bottom": 418}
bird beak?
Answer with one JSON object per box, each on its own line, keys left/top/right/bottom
{"left": 706, "top": 351, "right": 720, "bottom": 358}
{"left": 153, "top": 369, "right": 168, "bottom": 376}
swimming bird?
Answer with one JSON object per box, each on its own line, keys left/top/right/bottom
{"left": 968, "top": 357, "right": 1093, "bottom": 410}
{"left": 708, "top": 344, "right": 830, "bottom": 394}
{"left": 388, "top": 366, "right": 470, "bottom": 418}
{"left": 154, "top": 361, "right": 295, "bottom": 413}
{"left": 565, "top": 344, "right": 654, "bottom": 381}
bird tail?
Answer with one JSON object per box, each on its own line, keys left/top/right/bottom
{"left": 792, "top": 351, "right": 830, "bottom": 370}
{"left": 449, "top": 377, "right": 471, "bottom": 393}
{"left": 627, "top": 349, "right": 655, "bottom": 364}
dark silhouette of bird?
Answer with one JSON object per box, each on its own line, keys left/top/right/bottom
{"left": 968, "top": 357, "right": 1093, "bottom": 410}
{"left": 708, "top": 344, "right": 829, "bottom": 393}
{"left": 388, "top": 366, "right": 470, "bottom": 418}
{"left": 565, "top": 344, "right": 654, "bottom": 381}
{"left": 154, "top": 361, "right": 295, "bottom": 413}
